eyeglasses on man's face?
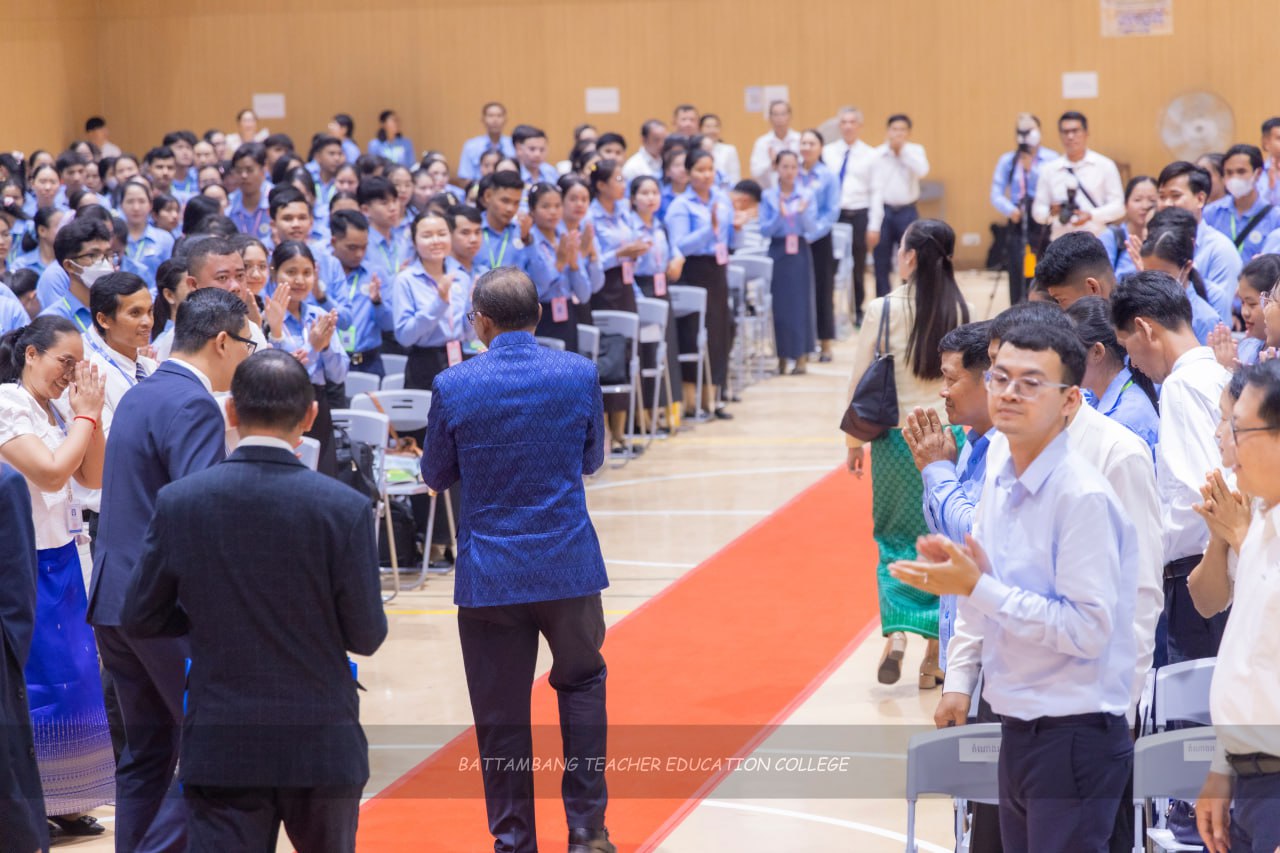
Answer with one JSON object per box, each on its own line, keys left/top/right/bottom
{"left": 1230, "top": 418, "right": 1280, "bottom": 445}
{"left": 984, "top": 370, "right": 1071, "bottom": 400}
{"left": 225, "top": 331, "right": 257, "bottom": 354}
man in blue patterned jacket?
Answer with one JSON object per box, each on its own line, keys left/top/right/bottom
{"left": 423, "top": 266, "right": 614, "bottom": 853}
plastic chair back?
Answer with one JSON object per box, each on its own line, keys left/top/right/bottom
{"left": 1154, "top": 658, "right": 1215, "bottom": 730}
{"left": 350, "top": 390, "right": 433, "bottom": 432}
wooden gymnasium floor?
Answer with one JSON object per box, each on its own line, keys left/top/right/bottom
{"left": 69, "top": 270, "right": 1012, "bottom": 852}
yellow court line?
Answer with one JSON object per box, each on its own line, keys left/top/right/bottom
{"left": 386, "top": 608, "right": 633, "bottom": 616}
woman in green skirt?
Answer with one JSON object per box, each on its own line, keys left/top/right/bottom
{"left": 844, "top": 219, "right": 971, "bottom": 688}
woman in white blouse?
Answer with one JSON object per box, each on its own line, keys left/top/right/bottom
{"left": 0, "top": 315, "right": 115, "bottom": 835}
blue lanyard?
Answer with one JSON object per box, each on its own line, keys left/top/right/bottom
{"left": 85, "top": 335, "right": 142, "bottom": 387}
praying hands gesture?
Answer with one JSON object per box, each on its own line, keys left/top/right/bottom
{"left": 1125, "top": 234, "right": 1145, "bottom": 273}
{"left": 264, "top": 286, "right": 291, "bottom": 341}
{"left": 68, "top": 362, "right": 106, "bottom": 421}
{"left": 889, "top": 533, "right": 988, "bottom": 597}
{"left": 581, "top": 222, "right": 598, "bottom": 261}
{"left": 902, "top": 407, "right": 958, "bottom": 471}
{"left": 1207, "top": 324, "right": 1238, "bottom": 370}
{"left": 307, "top": 310, "right": 339, "bottom": 352}
{"left": 1193, "top": 469, "right": 1251, "bottom": 553}
{"left": 368, "top": 273, "right": 382, "bottom": 304}
{"left": 556, "top": 231, "right": 579, "bottom": 271}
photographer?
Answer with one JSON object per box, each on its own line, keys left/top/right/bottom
{"left": 1032, "top": 111, "right": 1124, "bottom": 242}
{"left": 989, "top": 113, "right": 1056, "bottom": 304}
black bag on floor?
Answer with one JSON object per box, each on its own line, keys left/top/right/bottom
{"left": 333, "top": 425, "right": 379, "bottom": 505}
{"left": 378, "top": 496, "right": 419, "bottom": 566}
{"left": 596, "top": 333, "right": 630, "bottom": 385}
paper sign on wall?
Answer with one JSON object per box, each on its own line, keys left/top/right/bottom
{"left": 1062, "top": 72, "right": 1099, "bottom": 99}
{"left": 585, "top": 87, "right": 620, "bottom": 115}
{"left": 761, "top": 85, "right": 790, "bottom": 116}
{"left": 252, "top": 93, "right": 286, "bottom": 120}
{"left": 744, "top": 86, "right": 763, "bottom": 113}
{"left": 1101, "top": 0, "right": 1173, "bottom": 37}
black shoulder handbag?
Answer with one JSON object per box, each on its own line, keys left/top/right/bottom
{"left": 840, "top": 302, "right": 898, "bottom": 441}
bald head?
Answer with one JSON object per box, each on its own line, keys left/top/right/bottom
{"left": 473, "top": 267, "right": 540, "bottom": 336}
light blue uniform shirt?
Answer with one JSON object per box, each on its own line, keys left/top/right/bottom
{"left": 666, "top": 188, "right": 733, "bottom": 259}
{"left": 520, "top": 163, "right": 560, "bottom": 186}
{"left": 588, "top": 199, "right": 635, "bottom": 272}
{"left": 362, "top": 227, "right": 413, "bottom": 295}
{"left": 1194, "top": 220, "right": 1241, "bottom": 324}
{"left": 1099, "top": 223, "right": 1138, "bottom": 280}
{"left": 922, "top": 427, "right": 993, "bottom": 666}
{"left": 123, "top": 225, "right": 174, "bottom": 293}
{"left": 1254, "top": 224, "right": 1280, "bottom": 257}
{"left": 0, "top": 286, "right": 28, "bottom": 333}
{"left": 367, "top": 136, "right": 416, "bottom": 167}
{"left": 34, "top": 263, "right": 70, "bottom": 309}
{"left": 37, "top": 288, "right": 93, "bottom": 334}
{"left": 458, "top": 134, "right": 515, "bottom": 181}
{"left": 331, "top": 262, "right": 393, "bottom": 354}
{"left": 341, "top": 138, "right": 360, "bottom": 164}
{"left": 391, "top": 258, "right": 472, "bottom": 349}
{"left": 760, "top": 185, "right": 819, "bottom": 241}
{"left": 1186, "top": 283, "right": 1219, "bottom": 345}
{"left": 797, "top": 162, "right": 841, "bottom": 242}
{"left": 965, "top": 431, "right": 1139, "bottom": 719}
{"left": 12, "top": 248, "right": 50, "bottom": 276}
{"left": 1092, "top": 366, "right": 1159, "bottom": 453}
{"left": 268, "top": 301, "right": 349, "bottom": 385}
{"left": 518, "top": 226, "right": 593, "bottom": 304}
{"left": 1204, "top": 194, "right": 1280, "bottom": 262}
{"left": 227, "top": 188, "right": 271, "bottom": 239}
{"left": 989, "top": 147, "right": 1058, "bottom": 218}
{"left": 473, "top": 215, "right": 521, "bottom": 278}
{"left": 629, "top": 214, "right": 670, "bottom": 277}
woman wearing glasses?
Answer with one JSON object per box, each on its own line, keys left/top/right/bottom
{"left": 262, "top": 241, "right": 346, "bottom": 476}
{"left": 0, "top": 316, "right": 114, "bottom": 838}
{"left": 844, "top": 218, "right": 970, "bottom": 689}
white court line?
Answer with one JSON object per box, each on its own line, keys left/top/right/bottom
{"left": 698, "top": 801, "right": 950, "bottom": 853}
{"left": 591, "top": 509, "right": 770, "bottom": 518}
{"left": 585, "top": 465, "right": 832, "bottom": 492}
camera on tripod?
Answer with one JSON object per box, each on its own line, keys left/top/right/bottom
{"left": 1058, "top": 187, "right": 1078, "bottom": 225}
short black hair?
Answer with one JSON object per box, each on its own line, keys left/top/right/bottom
{"left": 1110, "top": 269, "right": 1193, "bottom": 333}
{"left": 446, "top": 204, "right": 483, "bottom": 229}
{"left": 1240, "top": 254, "right": 1280, "bottom": 295}
{"left": 54, "top": 217, "right": 112, "bottom": 264}
{"left": 332, "top": 113, "right": 354, "bottom": 136}
{"left": 472, "top": 267, "right": 540, "bottom": 332}
{"left": 596, "top": 132, "right": 627, "bottom": 151}
{"left": 172, "top": 287, "right": 249, "bottom": 355}
{"left": 268, "top": 186, "right": 309, "bottom": 219}
{"left": 989, "top": 300, "right": 1070, "bottom": 344}
{"left": 263, "top": 132, "right": 294, "bottom": 152}
{"left": 356, "top": 175, "right": 396, "bottom": 206}
{"left": 85, "top": 116, "right": 106, "bottom": 132}
{"left": 90, "top": 271, "right": 149, "bottom": 334}
{"left": 1243, "top": 359, "right": 1280, "bottom": 429}
{"left": 938, "top": 320, "right": 993, "bottom": 371}
{"left": 1224, "top": 143, "right": 1264, "bottom": 172}
{"left": 230, "top": 349, "right": 315, "bottom": 431}
{"left": 55, "top": 150, "right": 85, "bottom": 174}
{"left": 511, "top": 124, "right": 547, "bottom": 146}
{"left": 329, "top": 208, "right": 369, "bottom": 239}
{"left": 1035, "top": 231, "right": 1113, "bottom": 288}
{"left": 732, "top": 179, "right": 763, "bottom": 203}
{"left": 1157, "top": 160, "right": 1211, "bottom": 198}
{"left": 886, "top": 114, "right": 912, "bottom": 129}
{"left": 489, "top": 169, "right": 525, "bottom": 193}
{"left": 1058, "top": 111, "right": 1088, "bottom": 131}
{"left": 997, "top": 322, "right": 1087, "bottom": 386}
{"left": 185, "top": 236, "right": 240, "bottom": 280}
{"left": 144, "top": 145, "right": 175, "bottom": 165}
{"left": 230, "top": 142, "right": 267, "bottom": 168}
{"left": 1262, "top": 117, "right": 1280, "bottom": 137}
{"left": 7, "top": 268, "right": 37, "bottom": 299}
{"left": 641, "top": 119, "right": 666, "bottom": 140}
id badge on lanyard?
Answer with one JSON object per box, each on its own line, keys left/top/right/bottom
{"left": 653, "top": 272, "right": 668, "bottom": 296}
{"left": 551, "top": 296, "right": 569, "bottom": 322}
{"left": 621, "top": 259, "right": 635, "bottom": 284}
{"left": 785, "top": 234, "right": 800, "bottom": 255}
{"left": 446, "top": 340, "right": 463, "bottom": 367}
{"left": 48, "top": 405, "right": 85, "bottom": 535}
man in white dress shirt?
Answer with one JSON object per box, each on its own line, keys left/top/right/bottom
{"left": 749, "top": 100, "right": 800, "bottom": 191}
{"left": 1196, "top": 359, "right": 1280, "bottom": 853}
{"left": 1032, "top": 111, "right": 1124, "bottom": 241}
{"left": 893, "top": 322, "right": 1139, "bottom": 853}
{"left": 1112, "top": 270, "right": 1232, "bottom": 667}
{"left": 823, "top": 106, "right": 880, "bottom": 323}
{"left": 620, "top": 120, "right": 666, "bottom": 183}
{"left": 870, "top": 114, "right": 929, "bottom": 298}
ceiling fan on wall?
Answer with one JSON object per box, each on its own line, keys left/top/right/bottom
{"left": 1159, "top": 91, "right": 1234, "bottom": 160}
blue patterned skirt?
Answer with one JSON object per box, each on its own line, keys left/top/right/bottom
{"left": 25, "top": 541, "right": 114, "bottom": 815}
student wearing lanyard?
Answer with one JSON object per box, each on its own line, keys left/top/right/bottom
{"left": 263, "top": 241, "right": 346, "bottom": 476}
{"left": 227, "top": 143, "right": 272, "bottom": 240}
{"left": 162, "top": 131, "right": 199, "bottom": 201}
{"left": 367, "top": 109, "right": 416, "bottom": 167}
{"left": 1067, "top": 296, "right": 1160, "bottom": 452}
{"left": 84, "top": 271, "right": 156, "bottom": 433}
{"left": 586, "top": 160, "right": 648, "bottom": 310}
{"left": 761, "top": 151, "right": 819, "bottom": 376}
{"left": 118, "top": 179, "right": 174, "bottom": 294}
{"left": 798, "top": 129, "right": 842, "bottom": 362}
{"left": 513, "top": 124, "right": 559, "bottom": 186}
{"left": 0, "top": 314, "right": 113, "bottom": 838}
{"left": 38, "top": 218, "right": 112, "bottom": 333}
{"left": 630, "top": 176, "right": 683, "bottom": 430}
{"left": 357, "top": 176, "right": 413, "bottom": 291}
{"left": 458, "top": 102, "right": 516, "bottom": 183}
{"left": 13, "top": 205, "right": 64, "bottom": 277}
{"left": 558, "top": 174, "right": 604, "bottom": 293}
{"left": 386, "top": 165, "right": 416, "bottom": 233}
{"left": 231, "top": 234, "right": 270, "bottom": 330}
{"left": 393, "top": 211, "right": 473, "bottom": 390}
{"left": 306, "top": 134, "right": 345, "bottom": 226}
{"left": 1206, "top": 144, "right": 1280, "bottom": 261}
{"left": 519, "top": 184, "right": 593, "bottom": 355}
{"left": 328, "top": 210, "right": 391, "bottom": 377}
{"left": 264, "top": 186, "right": 348, "bottom": 327}
{"left": 666, "top": 149, "right": 734, "bottom": 419}
{"left": 328, "top": 113, "right": 361, "bottom": 164}
{"left": 449, "top": 205, "right": 484, "bottom": 280}
{"left": 474, "top": 169, "right": 524, "bottom": 277}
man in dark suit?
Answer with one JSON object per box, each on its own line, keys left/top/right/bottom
{"left": 121, "top": 349, "right": 386, "bottom": 852}
{"left": 88, "top": 288, "right": 252, "bottom": 853}
{"left": 0, "top": 465, "right": 48, "bottom": 853}
{"left": 423, "top": 267, "right": 614, "bottom": 853}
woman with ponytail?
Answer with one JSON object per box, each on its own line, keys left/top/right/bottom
{"left": 0, "top": 316, "right": 114, "bottom": 835}
{"left": 1066, "top": 295, "right": 1159, "bottom": 451}
{"left": 13, "top": 206, "right": 66, "bottom": 276}
{"left": 843, "top": 218, "right": 970, "bottom": 690}
{"left": 1135, "top": 206, "right": 1219, "bottom": 344}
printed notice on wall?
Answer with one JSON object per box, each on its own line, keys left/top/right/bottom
{"left": 1101, "top": 0, "right": 1173, "bottom": 37}
{"left": 1062, "top": 71, "right": 1100, "bottom": 100}
{"left": 584, "top": 87, "right": 620, "bottom": 115}
{"left": 252, "top": 93, "right": 286, "bottom": 120}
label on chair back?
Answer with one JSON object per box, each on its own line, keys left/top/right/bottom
{"left": 958, "top": 738, "right": 1000, "bottom": 763}
{"left": 1183, "top": 740, "right": 1216, "bottom": 762}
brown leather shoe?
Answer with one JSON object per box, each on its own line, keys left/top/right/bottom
{"left": 877, "top": 632, "right": 907, "bottom": 684}
{"left": 568, "top": 827, "right": 617, "bottom": 853}
{"left": 919, "top": 638, "right": 945, "bottom": 689}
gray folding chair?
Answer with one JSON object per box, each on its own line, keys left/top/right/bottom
{"left": 591, "top": 310, "right": 641, "bottom": 466}
{"left": 536, "top": 336, "right": 566, "bottom": 351}
{"left": 295, "top": 436, "right": 321, "bottom": 471}
{"left": 730, "top": 254, "right": 775, "bottom": 379}
{"left": 726, "top": 265, "right": 750, "bottom": 393}
{"left": 831, "top": 221, "right": 854, "bottom": 333}
{"left": 1154, "top": 658, "right": 1215, "bottom": 731}
{"left": 577, "top": 324, "right": 600, "bottom": 363}
{"left": 344, "top": 371, "right": 381, "bottom": 400}
{"left": 667, "top": 284, "right": 709, "bottom": 421}
{"left": 635, "top": 296, "right": 672, "bottom": 446}
{"left": 380, "top": 371, "right": 405, "bottom": 391}
{"left": 381, "top": 353, "right": 408, "bottom": 376}
{"left": 350, "top": 390, "right": 456, "bottom": 589}
{"left": 330, "top": 408, "right": 396, "bottom": 602}
{"left": 905, "top": 723, "right": 1002, "bottom": 853}
{"left": 1132, "top": 728, "right": 1219, "bottom": 853}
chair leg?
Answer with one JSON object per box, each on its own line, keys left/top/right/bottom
{"left": 380, "top": 500, "right": 398, "bottom": 604}
{"left": 425, "top": 489, "right": 456, "bottom": 578}
{"left": 415, "top": 493, "right": 435, "bottom": 590}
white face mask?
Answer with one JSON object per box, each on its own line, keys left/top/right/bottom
{"left": 74, "top": 258, "right": 114, "bottom": 288}
{"left": 1226, "top": 176, "right": 1255, "bottom": 199}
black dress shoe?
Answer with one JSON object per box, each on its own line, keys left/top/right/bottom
{"left": 855, "top": 312, "right": 866, "bottom": 327}
{"left": 568, "top": 827, "right": 617, "bottom": 853}
{"left": 713, "top": 408, "right": 734, "bottom": 420}
{"left": 49, "top": 815, "right": 105, "bottom": 836}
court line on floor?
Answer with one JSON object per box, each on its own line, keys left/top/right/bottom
{"left": 697, "top": 802, "right": 951, "bottom": 853}
{"left": 590, "top": 509, "right": 771, "bottom": 517}
{"left": 386, "top": 608, "right": 634, "bottom": 616}
{"left": 586, "top": 465, "right": 833, "bottom": 492}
